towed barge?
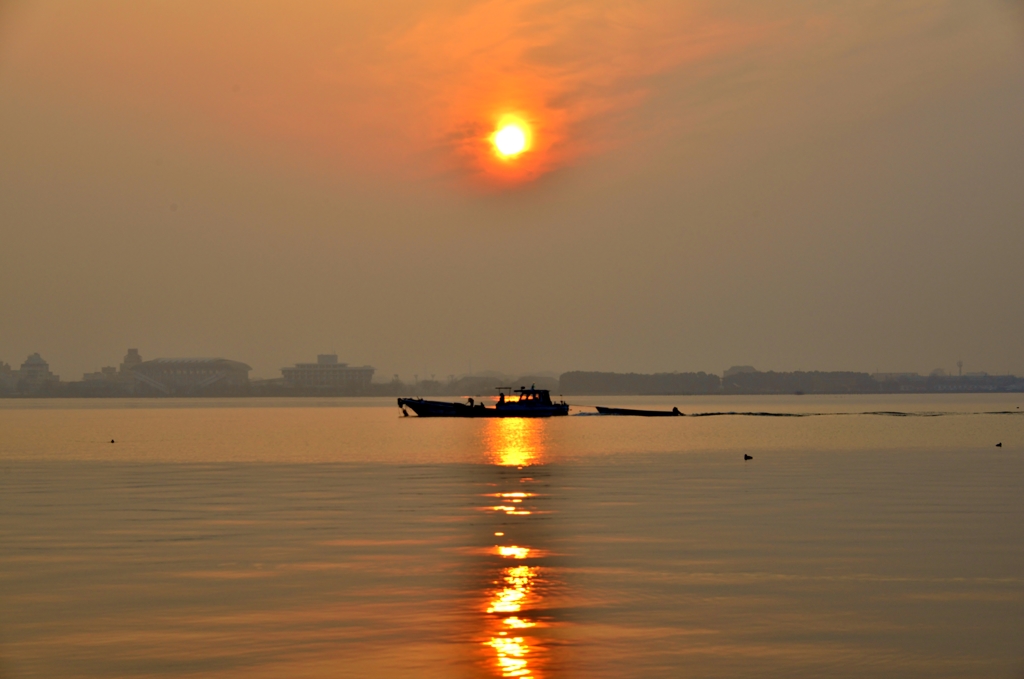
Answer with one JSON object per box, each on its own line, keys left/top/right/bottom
{"left": 595, "top": 406, "right": 682, "bottom": 417}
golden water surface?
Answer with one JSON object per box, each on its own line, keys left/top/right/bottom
{"left": 1, "top": 394, "right": 1023, "bottom": 678}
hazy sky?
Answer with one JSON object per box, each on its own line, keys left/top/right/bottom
{"left": 1, "top": 0, "right": 1022, "bottom": 380}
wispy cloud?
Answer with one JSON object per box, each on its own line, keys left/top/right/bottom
{"left": 366, "top": 0, "right": 777, "bottom": 184}
{"left": 2, "top": 0, "right": 971, "bottom": 188}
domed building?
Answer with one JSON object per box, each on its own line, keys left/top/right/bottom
{"left": 132, "top": 357, "right": 251, "bottom": 395}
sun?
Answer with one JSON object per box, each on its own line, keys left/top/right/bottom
{"left": 494, "top": 125, "right": 526, "bottom": 156}
{"left": 491, "top": 119, "right": 530, "bottom": 159}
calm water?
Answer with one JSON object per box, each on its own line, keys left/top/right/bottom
{"left": 2, "top": 395, "right": 1023, "bottom": 678}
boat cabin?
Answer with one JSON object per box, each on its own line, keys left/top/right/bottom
{"left": 497, "top": 385, "right": 555, "bottom": 406}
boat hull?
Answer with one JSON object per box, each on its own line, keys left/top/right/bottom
{"left": 398, "top": 398, "right": 569, "bottom": 418}
{"left": 595, "top": 406, "right": 682, "bottom": 417}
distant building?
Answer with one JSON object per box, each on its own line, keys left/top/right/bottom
{"left": 281, "top": 354, "right": 374, "bottom": 390}
{"left": 0, "top": 361, "right": 15, "bottom": 392}
{"left": 21, "top": 353, "right": 58, "bottom": 382}
{"left": 723, "top": 365, "right": 758, "bottom": 378}
{"left": 10, "top": 353, "right": 61, "bottom": 393}
{"left": 133, "top": 358, "right": 251, "bottom": 395}
{"left": 120, "top": 349, "right": 143, "bottom": 375}
{"left": 83, "top": 366, "right": 119, "bottom": 382}
{"left": 82, "top": 349, "right": 144, "bottom": 389}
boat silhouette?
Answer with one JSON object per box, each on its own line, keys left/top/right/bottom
{"left": 595, "top": 406, "right": 682, "bottom": 417}
{"left": 398, "top": 386, "right": 569, "bottom": 418}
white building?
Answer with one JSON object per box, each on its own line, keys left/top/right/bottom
{"left": 281, "top": 354, "right": 374, "bottom": 390}
{"left": 5, "top": 353, "right": 61, "bottom": 393}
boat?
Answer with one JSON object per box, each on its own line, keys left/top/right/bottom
{"left": 595, "top": 406, "right": 682, "bottom": 417}
{"left": 398, "top": 386, "right": 569, "bottom": 418}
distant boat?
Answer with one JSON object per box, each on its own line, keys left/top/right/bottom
{"left": 398, "top": 386, "right": 569, "bottom": 418}
{"left": 595, "top": 406, "right": 682, "bottom": 417}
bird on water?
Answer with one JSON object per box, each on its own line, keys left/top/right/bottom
{"left": 744, "top": 454, "right": 753, "bottom": 460}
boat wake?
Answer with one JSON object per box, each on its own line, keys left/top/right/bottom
{"left": 660, "top": 410, "right": 1023, "bottom": 418}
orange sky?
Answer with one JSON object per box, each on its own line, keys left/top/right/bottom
{"left": 1, "top": 1, "right": 1023, "bottom": 379}
{"left": 3, "top": 0, "right": 800, "bottom": 188}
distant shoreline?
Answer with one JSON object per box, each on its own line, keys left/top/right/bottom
{"left": 3, "top": 389, "right": 1023, "bottom": 400}
{"left": 4, "top": 368, "right": 1021, "bottom": 398}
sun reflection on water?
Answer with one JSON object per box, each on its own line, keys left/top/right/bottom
{"left": 496, "top": 545, "right": 531, "bottom": 559}
{"left": 485, "top": 418, "right": 546, "bottom": 467}
{"left": 478, "top": 417, "right": 556, "bottom": 679}
{"left": 486, "top": 563, "right": 544, "bottom": 677}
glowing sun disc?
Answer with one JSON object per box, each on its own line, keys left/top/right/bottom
{"left": 493, "top": 124, "right": 527, "bottom": 157}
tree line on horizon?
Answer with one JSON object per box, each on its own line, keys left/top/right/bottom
{"left": 558, "top": 370, "right": 1024, "bottom": 395}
